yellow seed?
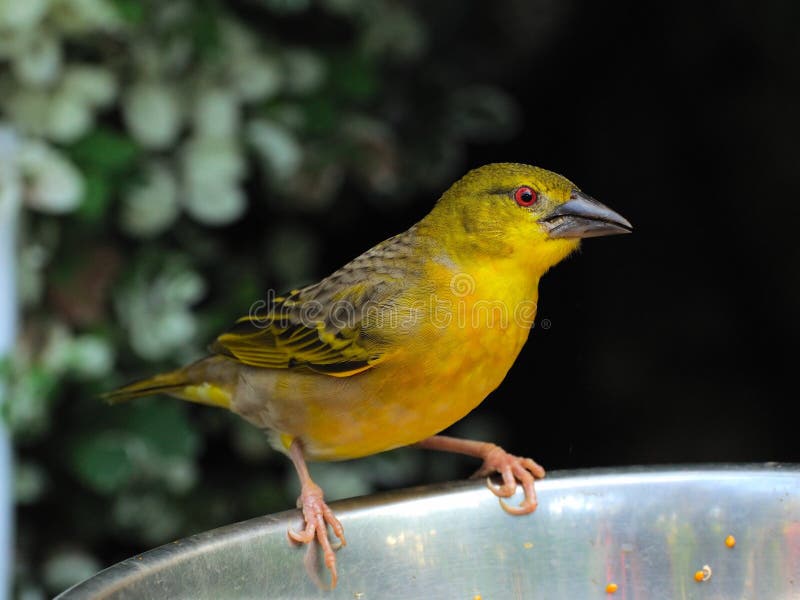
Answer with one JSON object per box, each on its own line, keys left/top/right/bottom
{"left": 605, "top": 582, "right": 618, "bottom": 593}
{"left": 473, "top": 595, "right": 482, "bottom": 600}
{"left": 725, "top": 534, "right": 736, "bottom": 548}
{"left": 694, "top": 564, "right": 712, "bottom": 582}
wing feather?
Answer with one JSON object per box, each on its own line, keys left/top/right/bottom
{"left": 211, "top": 228, "right": 421, "bottom": 376}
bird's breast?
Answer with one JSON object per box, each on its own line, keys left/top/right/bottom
{"left": 234, "top": 258, "right": 541, "bottom": 461}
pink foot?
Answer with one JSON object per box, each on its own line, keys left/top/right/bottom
{"left": 287, "top": 481, "right": 346, "bottom": 589}
{"left": 472, "top": 445, "right": 546, "bottom": 515}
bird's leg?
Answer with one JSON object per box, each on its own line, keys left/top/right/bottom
{"left": 286, "top": 439, "right": 346, "bottom": 589}
{"left": 417, "top": 435, "right": 545, "bottom": 515}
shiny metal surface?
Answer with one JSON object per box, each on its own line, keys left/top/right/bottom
{"left": 58, "top": 465, "right": 800, "bottom": 599}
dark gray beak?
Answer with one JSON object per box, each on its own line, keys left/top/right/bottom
{"left": 540, "top": 189, "right": 632, "bottom": 239}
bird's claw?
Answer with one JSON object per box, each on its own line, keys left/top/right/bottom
{"left": 287, "top": 482, "right": 346, "bottom": 589}
{"left": 472, "top": 445, "right": 545, "bottom": 515}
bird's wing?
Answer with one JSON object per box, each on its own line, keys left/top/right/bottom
{"left": 211, "top": 228, "right": 423, "bottom": 377}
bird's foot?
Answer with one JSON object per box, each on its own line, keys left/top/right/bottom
{"left": 472, "top": 445, "right": 545, "bottom": 515}
{"left": 288, "top": 481, "right": 346, "bottom": 589}
{"left": 417, "top": 436, "right": 546, "bottom": 515}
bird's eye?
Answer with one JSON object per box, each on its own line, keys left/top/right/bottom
{"left": 514, "top": 186, "right": 537, "bottom": 207}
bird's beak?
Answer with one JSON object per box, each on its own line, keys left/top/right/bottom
{"left": 540, "top": 189, "right": 632, "bottom": 239}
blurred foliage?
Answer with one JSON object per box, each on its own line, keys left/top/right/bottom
{"left": 0, "top": 0, "right": 567, "bottom": 596}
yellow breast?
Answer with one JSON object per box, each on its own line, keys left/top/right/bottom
{"left": 259, "top": 257, "right": 541, "bottom": 461}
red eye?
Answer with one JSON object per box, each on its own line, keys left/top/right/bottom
{"left": 514, "top": 186, "right": 537, "bottom": 207}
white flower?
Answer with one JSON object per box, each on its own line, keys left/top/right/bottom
{"left": 47, "top": 90, "right": 93, "bottom": 142}
{"left": 230, "top": 55, "right": 283, "bottom": 102}
{"left": 181, "top": 133, "right": 248, "bottom": 225}
{"left": 156, "top": 310, "right": 196, "bottom": 349}
{"left": 182, "top": 179, "right": 246, "bottom": 226}
{"left": 193, "top": 88, "right": 240, "bottom": 138}
{"left": 130, "top": 309, "right": 196, "bottom": 361}
{"left": 362, "top": 5, "right": 426, "bottom": 61}
{"left": 120, "top": 163, "right": 180, "bottom": 237}
{"left": 0, "top": 0, "right": 50, "bottom": 30}
{"left": 17, "top": 140, "right": 84, "bottom": 213}
{"left": 219, "top": 20, "right": 283, "bottom": 101}
{"left": 112, "top": 493, "right": 181, "bottom": 544}
{"left": 162, "top": 269, "right": 206, "bottom": 305}
{"left": 62, "top": 65, "right": 117, "bottom": 107}
{"left": 283, "top": 48, "right": 326, "bottom": 94}
{"left": 49, "top": 0, "right": 122, "bottom": 32}
{"left": 14, "top": 460, "right": 47, "bottom": 504}
{"left": 182, "top": 136, "right": 245, "bottom": 187}
{"left": 123, "top": 82, "right": 182, "bottom": 149}
{"left": 307, "top": 462, "right": 371, "bottom": 500}
{"left": 41, "top": 326, "right": 114, "bottom": 378}
{"left": 43, "top": 550, "right": 101, "bottom": 593}
{"left": 180, "top": 134, "right": 248, "bottom": 224}
{"left": 115, "top": 263, "right": 206, "bottom": 360}
{"left": 40, "top": 323, "right": 73, "bottom": 373}
{"left": 161, "top": 458, "right": 197, "bottom": 494}
{"left": 12, "top": 33, "right": 62, "bottom": 86}
{"left": 247, "top": 119, "right": 302, "bottom": 180}
{"left": 68, "top": 334, "right": 114, "bottom": 378}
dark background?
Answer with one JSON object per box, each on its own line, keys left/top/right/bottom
{"left": 318, "top": 1, "right": 800, "bottom": 468}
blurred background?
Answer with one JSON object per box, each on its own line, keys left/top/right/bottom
{"left": 1, "top": 0, "right": 798, "bottom": 596}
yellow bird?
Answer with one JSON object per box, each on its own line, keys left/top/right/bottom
{"left": 106, "top": 162, "right": 631, "bottom": 588}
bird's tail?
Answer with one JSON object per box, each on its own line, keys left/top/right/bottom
{"left": 102, "top": 357, "right": 233, "bottom": 409}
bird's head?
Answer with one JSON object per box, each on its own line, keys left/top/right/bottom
{"left": 426, "top": 162, "right": 632, "bottom": 274}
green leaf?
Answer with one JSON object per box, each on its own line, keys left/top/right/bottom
{"left": 109, "top": 0, "right": 144, "bottom": 24}
{"left": 127, "top": 402, "right": 200, "bottom": 458}
{"left": 68, "top": 129, "right": 140, "bottom": 174}
{"left": 4, "top": 366, "right": 57, "bottom": 436}
{"left": 71, "top": 433, "right": 135, "bottom": 494}
{"left": 77, "top": 170, "right": 112, "bottom": 223}
{"left": 299, "top": 96, "right": 337, "bottom": 135}
{"left": 330, "top": 52, "right": 378, "bottom": 102}
{"left": 187, "top": 3, "right": 222, "bottom": 57}
{"left": 0, "top": 355, "right": 11, "bottom": 381}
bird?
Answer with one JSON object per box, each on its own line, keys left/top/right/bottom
{"left": 105, "top": 162, "right": 631, "bottom": 588}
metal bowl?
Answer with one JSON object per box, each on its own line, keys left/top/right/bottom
{"left": 57, "top": 465, "right": 800, "bottom": 599}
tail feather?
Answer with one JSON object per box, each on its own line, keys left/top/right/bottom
{"left": 102, "top": 370, "right": 190, "bottom": 404}
{"left": 103, "top": 356, "right": 234, "bottom": 409}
